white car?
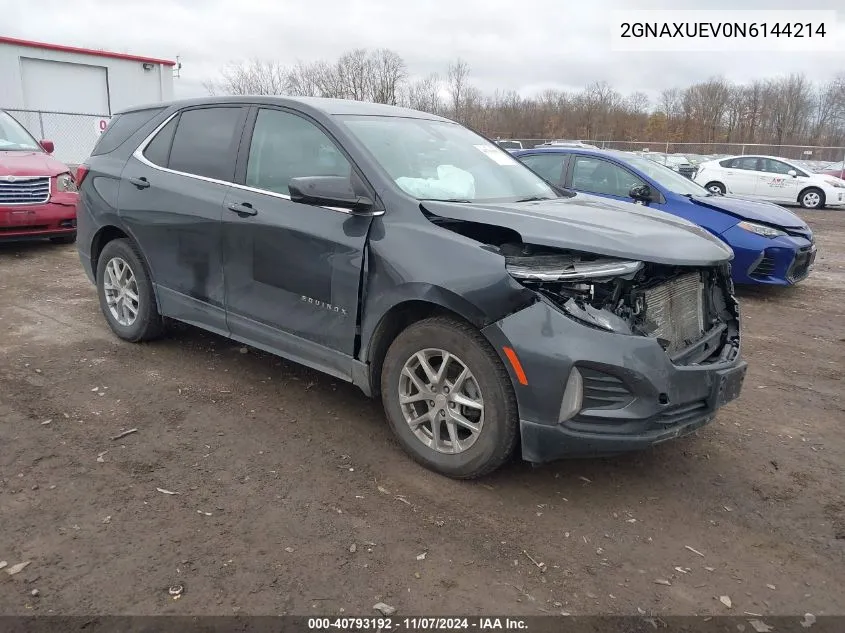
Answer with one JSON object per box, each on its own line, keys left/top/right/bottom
{"left": 694, "top": 155, "right": 845, "bottom": 209}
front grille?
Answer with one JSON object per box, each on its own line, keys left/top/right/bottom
{"left": 643, "top": 272, "right": 705, "bottom": 354}
{"left": 749, "top": 252, "right": 776, "bottom": 278}
{"left": 580, "top": 367, "right": 633, "bottom": 410}
{"left": 0, "top": 176, "right": 50, "bottom": 206}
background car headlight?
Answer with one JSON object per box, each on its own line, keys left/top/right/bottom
{"left": 737, "top": 221, "right": 785, "bottom": 239}
{"left": 823, "top": 178, "right": 845, "bottom": 188}
{"left": 56, "top": 173, "right": 77, "bottom": 193}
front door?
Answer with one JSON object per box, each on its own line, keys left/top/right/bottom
{"left": 754, "top": 158, "right": 804, "bottom": 203}
{"left": 222, "top": 107, "right": 374, "bottom": 379}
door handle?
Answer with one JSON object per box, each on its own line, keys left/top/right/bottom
{"left": 128, "top": 176, "right": 150, "bottom": 189}
{"left": 227, "top": 201, "right": 258, "bottom": 217}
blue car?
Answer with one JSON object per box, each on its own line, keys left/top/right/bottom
{"left": 512, "top": 148, "right": 817, "bottom": 286}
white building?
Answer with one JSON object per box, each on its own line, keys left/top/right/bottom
{"left": 0, "top": 36, "right": 176, "bottom": 163}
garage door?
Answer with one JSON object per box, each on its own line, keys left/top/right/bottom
{"left": 21, "top": 57, "right": 109, "bottom": 115}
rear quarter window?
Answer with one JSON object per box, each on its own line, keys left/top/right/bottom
{"left": 91, "top": 108, "right": 165, "bottom": 156}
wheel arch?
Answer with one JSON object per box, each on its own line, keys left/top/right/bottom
{"left": 797, "top": 186, "right": 825, "bottom": 207}
{"left": 362, "top": 291, "right": 495, "bottom": 397}
{"left": 91, "top": 224, "right": 161, "bottom": 310}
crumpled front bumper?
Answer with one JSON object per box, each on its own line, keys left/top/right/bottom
{"left": 481, "top": 300, "right": 746, "bottom": 463}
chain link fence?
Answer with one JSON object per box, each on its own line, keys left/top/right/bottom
{"left": 5, "top": 109, "right": 111, "bottom": 168}
{"left": 498, "top": 138, "right": 845, "bottom": 166}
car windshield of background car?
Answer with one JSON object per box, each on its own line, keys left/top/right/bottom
{"left": 0, "top": 111, "right": 41, "bottom": 151}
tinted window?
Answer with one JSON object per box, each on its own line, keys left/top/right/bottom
{"left": 571, "top": 156, "right": 645, "bottom": 197}
{"left": 730, "top": 157, "right": 760, "bottom": 171}
{"left": 91, "top": 108, "right": 164, "bottom": 156}
{"left": 521, "top": 154, "right": 566, "bottom": 184}
{"left": 246, "top": 108, "right": 352, "bottom": 195}
{"left": 168, "top": 107, "right": 244, "bottom": 181}
{"left": 759, "top": 158, "right": 792, "bottom": 175}
{"left": 142, "top": 116, "right": 177, "bottom": 166}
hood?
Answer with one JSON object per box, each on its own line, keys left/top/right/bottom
{"left": 0, "top": 151, "right": 70, "bottom": 178}
{"left": 421, "top": 193, "right": 733, "bottom": 266}
{"left": 688, "top": 194, "right": 806, "bottom": 229}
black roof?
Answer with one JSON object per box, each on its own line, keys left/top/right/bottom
{"left": 119, "top": 95, "right": 450, "bottom": 122}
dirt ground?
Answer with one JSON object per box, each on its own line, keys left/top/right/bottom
{"left": 1, "top": 211, "right": 843, "bottom": 617}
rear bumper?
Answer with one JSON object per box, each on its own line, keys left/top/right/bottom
{"left": 481, "top": 299, "right": 746, "bottom": 463}
{"left": 0, "top": 198, "right": 77, "bottom": 242}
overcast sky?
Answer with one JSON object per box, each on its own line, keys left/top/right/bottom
{"left": 6, "top": 0, "right": 845, "bottom": 104}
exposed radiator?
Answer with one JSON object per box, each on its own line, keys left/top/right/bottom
{"left": 643, "top": 272, "right": 705, "bottom": 353}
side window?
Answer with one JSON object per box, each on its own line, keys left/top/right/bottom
{"left": 168, "top": 107, "right": 244, "bottom": 181}
{"left": 245, "top": 108, "right": 352, "bottom": 195}
{"left": 520, "top": 154, "right": 566, "bottom": 184}
{"left": 91, "top": 107, "right": 164, "bottom": 156}
{"left": 759, "top": 159, "right": 794, "bottom": 175}
{"left": 733, "top": 157, "right": 760, "bottom": 171}
{"left": 571, "top": 156, "right": 645, "bottom": 198}
{"left": 142, "top": 116, "right": 177, "bottom": 167}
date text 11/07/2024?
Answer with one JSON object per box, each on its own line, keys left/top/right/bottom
{"left": 307, "top": 617, "right": 528, "bottom": 630}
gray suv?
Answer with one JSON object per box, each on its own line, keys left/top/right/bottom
{"left": 76, "top": 97, "right": 747, "bottom": 478}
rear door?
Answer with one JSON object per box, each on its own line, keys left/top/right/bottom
{"left": 721, "top": 157, "right": 760, "bottom": 196}
{"left": 118, "top": 105, "right": 248, "bottom": 334}
{"left": 222, "top": 106, "right": 375, "bottom": 378}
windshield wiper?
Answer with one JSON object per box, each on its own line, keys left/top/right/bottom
{"left": 514, "top": 196, "right": 554, "bottom": 202}
{"left": 420, "top": 198, "right": 474, "bottom": 203}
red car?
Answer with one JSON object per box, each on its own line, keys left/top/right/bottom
{"left": 821, "top": 161, "right": 845, "bottom": 180}
{"left": 1, "top": 109, "right": 78, "bottom": 244}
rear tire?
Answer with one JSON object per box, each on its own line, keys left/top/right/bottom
{"left": 380, "top": 317, "right": 519, "bottom": 479}
{"left": 96, "top": 239, "right": 164, "bottom": 342}
{"left": 50, "top": 233, "right": 76, "bottom": 245}
{"left": 799, "top": 187, "right": 825, "bottom": 209}
{"left": 705, "top": 181, "right": 726, "bottom": 195}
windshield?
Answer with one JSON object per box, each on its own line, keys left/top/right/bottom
{"left": 621, "top": 154, "right": 711, "bottom": 195}
{"left": 0, "top": 111, "right": 41, "bottom": 151}
{"left": 340, "top": 116, "right": 557, "bottom": 202}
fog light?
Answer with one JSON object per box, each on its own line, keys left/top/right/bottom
{"left": 559, "top": 367, "right": 583, "bottom": 423}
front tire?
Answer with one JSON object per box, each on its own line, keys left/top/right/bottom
{"left": 380, "top": 317, "right": 519, "bottom": 479}
{"left": 799, "top": 187, "right": 825, "bottom": 209}
{"left": 96, "top": 239, "right": 164, "bottom": 342}
{"left": 705, "top": 181, "right": 726, "bottom": 195}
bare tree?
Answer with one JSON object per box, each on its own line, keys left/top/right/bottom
{"left": 371, "top": 49, "right": 407, "bottom": 105}
{"left": 447, "top": 58, "right": 471, "bottom": 122}
{"left": 205, "top": 59, "right": 286, "bottom": 95}
{"left": 404, "top": 73, "right": 443, "bottom": 114}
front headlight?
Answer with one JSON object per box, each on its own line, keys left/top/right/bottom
{"left": 824, "top": 178, "right": 845, "bottom": 188}
{"left": 737, "top": 220, "right": 785, "bottom": 239}
{"left": 55, "top": 173, "right": 77, "bottom": 193}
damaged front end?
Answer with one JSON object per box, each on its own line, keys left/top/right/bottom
{"left": 497, "top": 242, "right": 741, "bottom": 366}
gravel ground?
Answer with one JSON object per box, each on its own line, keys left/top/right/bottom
{"left": 1, "top": 210, "right": 843, "bottom": 616}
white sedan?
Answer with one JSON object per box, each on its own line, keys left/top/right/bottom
{"left": 693, "top": 154, "right": 845, "bottom": 209}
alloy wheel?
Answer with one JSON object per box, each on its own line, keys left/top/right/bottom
{"left": 398, "top": 349, "right": 484, "bottom": 454}
{"left": 802, "top": 191, "right": 821, "bottom": 208}
{"left": 103, "top": 257, "right": 140, "bottom": 327}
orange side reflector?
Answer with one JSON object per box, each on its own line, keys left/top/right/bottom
{"left": 502, "top": 346, "right": 528, "bottom": 386}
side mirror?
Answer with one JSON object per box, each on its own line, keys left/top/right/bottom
{"left": 40, "top": 140, "right": 54, "bottom": 154}
{"left": 289, "top": 176, "right": 374, "bottom": 213}
{"left": 629, "top": 184, "right": 653, "bottom": 202}
{"left": 787, "top": 170, "right": 797, "bottom": 178}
